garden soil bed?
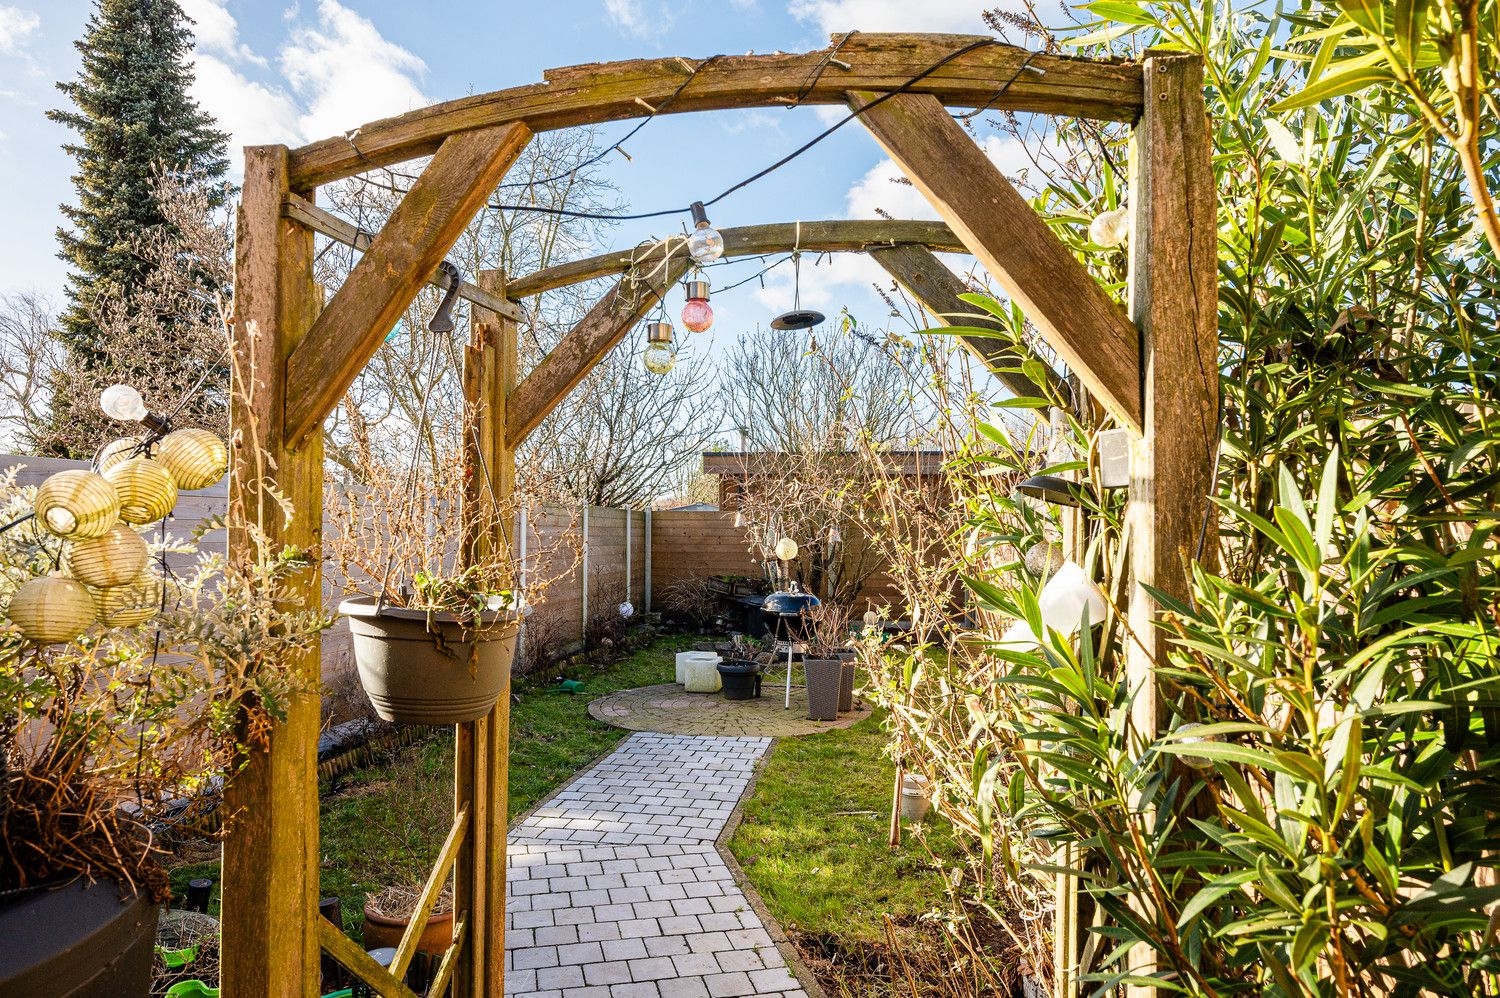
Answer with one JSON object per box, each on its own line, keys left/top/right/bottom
{"left": 786, "top": 912, "right": 1022, "bottom": 998}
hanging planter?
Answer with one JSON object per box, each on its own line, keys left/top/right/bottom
{"left": 340, "top": 596, "right": 519, "bottom": 725}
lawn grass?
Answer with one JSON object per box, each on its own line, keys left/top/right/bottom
{"left": 726, "top": 710, "right": 964, "bottom": 948}
{"left": 168, "top": 633, "right": 686, "bottom": 932}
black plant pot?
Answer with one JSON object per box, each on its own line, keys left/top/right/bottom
{"left": 0, "top": 879, "right": 159, "bottom": 997}
{"left": 718, "top": 660, "right": 763, "bottom": 701}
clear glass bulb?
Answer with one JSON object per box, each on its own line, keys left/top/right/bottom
{"left": 643, "top": 342, "right": 676, "bottom": 375}
{"left": 100, "top": 384, "right": 147, "bottom": 422}
{"left": 686, "top": 221, "right": 724, "bottom": 265}
{"left": 1089, "top": 207, "right": 1129, "bottom": 248}
{"left": 681, "top": 297, "right": 713, "bottom": 333}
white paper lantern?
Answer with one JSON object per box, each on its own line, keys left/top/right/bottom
{"left": 95, "top": 436, "right": 145, "bottom": 473}
{"left": 92, "top": 572, "right": 166, "bottom": 628}
{"left": 34, "top": 470, "right": 120, "bottom": 540}
{"left": 104, "top": 456, "right": 178, "bottom": 524}
{"left": 155, "top": 428, "right": 228, "bottom": 491}
{"left": 64, "top": 523, "right": 150, "bottom": 589}
{"left": 7, "top": 575, "right": 96, "bottom": 644}
{"left": 774, "top": 537, "right": 799, "bottom": 561}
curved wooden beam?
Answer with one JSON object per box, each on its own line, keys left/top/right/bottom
{"left": 506, "top": 219, "right": 966, "bottom": 299}
{"left": 289, "top": 34, "right": 1143, "bottom": 188}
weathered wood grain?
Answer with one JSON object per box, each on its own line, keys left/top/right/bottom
{"left": 317, "top": 918, "right": 419, "bottom": 998}
{"left": 391, "top": 806, "right": 470, "bottom": 981}
{"left": 868, "top": 242, "right": 1065, "bottom": 401}
{"left": 282, "top": 193, "right": 524, "bottom": 322}
{"left": 221, "top": 146, "right": 324, "bottom": 998}
{"left": 1123, "top": 51, "right": 1219, "bottom": 996}
{"left": 506, "top": 257, "right": 691, "bottom": 448}
{"left": 289, "top": 36, "right": 1144, "bottom": 187}
{"left": 284, "top": 122, "right": 532, "bottom": 447}
{"left": 850, "top": 90, "right": 1143, "bottom": 432}
{"left": 507, "top": 219, "right": 966, "bottom": 299}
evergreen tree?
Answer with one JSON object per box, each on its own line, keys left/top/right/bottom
{"left": 47, "top": 0, "right": 229, "bottom": 451}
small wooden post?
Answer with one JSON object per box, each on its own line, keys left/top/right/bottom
{"left": 459, "top": 270, "right": 518, "bottom": 998}
{"left": 222, "top": 145, "right": 324, "bottom": 998}
{"left": 1123, "top": 51, "right": 1219, "bottom": 995}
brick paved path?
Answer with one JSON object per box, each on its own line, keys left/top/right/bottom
{"left": 504, "top": 732, "right": 809, "bottom": 998}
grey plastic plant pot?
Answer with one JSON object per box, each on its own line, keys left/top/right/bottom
{"left": 0, "top": 879, "right": 159, "bottom": 997}
{"left": 341, "top": 595, "right": 519, "bottom": 725}
{"left": 804, "top": 657, "right": 843, "bottom": 721}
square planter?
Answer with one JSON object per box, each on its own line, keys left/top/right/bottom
{"left": 804, "top": 657, "right": 843, "bottom": 721}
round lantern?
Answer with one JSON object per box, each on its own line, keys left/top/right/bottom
{"left": 680, "top": 280, "right": 713, "bottom": 333}
{"left": 34, "top": 470, "right": 120, "bottom": 540}
{"left": 155, "top": 428, "right": 228, "bottom": 491}
{"left": 8, "top": 575, "right": 96, "bottom": 644}
{"left": 95, "top": 436, "right": 145, "bottom": 473}
{"left": 104, "top": 457, "right": 177, "bottom": 525}
{"left": 64, "top": 523, "right": 150, "bottom": 589}
{"left": 774, "top": 537, "right": 799, "bottom": 562}
{"left": 93, "top": 572, "right": 166, "bottom": 628}
{"left": 642, "top": 320, "right": 677, "bottom": 375}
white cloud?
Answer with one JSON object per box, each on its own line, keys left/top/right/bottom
{"left": 0, "top": 6, "right": 40, "bottom": 54}
{"left": 280, "top": 1, "right": 428, "bottom": 142}
{"left": 845, "top": 157, "right": 935, "bottom": 219}
{"left": 604, "top": 0, "right": 676, "bottom": 38}
{"left": 788, "top": 0, "right": 986, "bottom": 35}
{"left": 190, "top": 52, "right": 302, "bottom": 150}
{"left": 179, "top": 0, "right": 265, "bottom": 65}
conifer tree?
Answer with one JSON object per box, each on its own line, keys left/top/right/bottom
{"left": 47, "top": 0, "right": 229, "bottom": 451}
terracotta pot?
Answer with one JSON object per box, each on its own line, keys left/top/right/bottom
{"left": 341, "top": 596, "right": 519, "bottom": 725}
{"left": 362, "top": 900, "right": 454, "bottom": 956}
{"left": 804, "top": 657, "right": 843, "bottom": 721}
{"left": 0, "top": 879, "right": 159, "bottom": 997}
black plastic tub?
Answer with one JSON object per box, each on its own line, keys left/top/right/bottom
{"left": 0, "top": 879, "right": 159, "bottom": 997}
{"left": 717, "top": 660, "right": 763, "bottom": 701}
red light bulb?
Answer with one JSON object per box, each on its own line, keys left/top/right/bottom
{"left": 681, "top": 279, "right": 713, "bottom": 333}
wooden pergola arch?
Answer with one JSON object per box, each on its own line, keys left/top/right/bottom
{"left": 226, "top": 32, "right": 1215, "bottom": 998}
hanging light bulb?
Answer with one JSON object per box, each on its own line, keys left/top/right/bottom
{"left": 99, "top": 384, "right": 169, "bottom": 434}
{"left": 680, "top": 279, "right": 714, "bottom": 333}
{"left": 642, "top": 320, "right": 677, "bottom": 375}
{"left": 686, "top": 202, "right": 724, "bottom": 265}
{"left": 733, "top": 509, "right": 747, "bottom": 529}
{"left": 1089, "top": 206, "right": 1129, "bottom": 248}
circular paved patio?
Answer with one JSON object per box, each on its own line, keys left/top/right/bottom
{"left": 588, "top": 681, "right": 871, "bottom": 736}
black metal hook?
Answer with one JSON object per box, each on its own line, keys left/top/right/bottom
{"left": 428, "top": 261, "right": 463, "bottom": 334}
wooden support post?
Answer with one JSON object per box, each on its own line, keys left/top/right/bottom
{"left": 506, "top": 258, "right": 691, "bottom": 447}
{"left": 222, "top": 145, "right": 324, "bottom": 998}
{"left": 1123, "top": 51, "right": 1219, "bottom": 994}
{"left": 850, "top": 90, "right": 1143, "bottom": 432}
{"left": 867, "top": 242, "right": 1065, "bottom": 401}
{"left": 284, "top": 121, "right": 532, "bottom": 447}
{"left": 461, "top": 270, "right": 518, "bottom": 998}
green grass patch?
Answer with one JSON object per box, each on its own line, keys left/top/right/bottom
{"left": 727, "top": 711, "right": 963, "bottom": 947}
{"left": 167, "top": 634, "right": 687, "bottom": 931}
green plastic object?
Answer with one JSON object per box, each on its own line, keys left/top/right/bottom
{"left": 556, "top": 679, "right": 586, "bottom": 694}
{"left": 156, "top": 943, "right": 199, "bottom": 969}
{"left": 165, "top": 981, "right": 220, "bottom": 998}
{"left": 320, "top": 991, "right": 354, "bottom": 998}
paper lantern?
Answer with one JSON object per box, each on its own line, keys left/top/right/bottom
{"left": 64, "top": 523, "right": 150, "bottom": 589}
{"left": 95, "top": 436, "right": 145, "bottom": 473}
{"left": 8, "top": 575, "right": 96, "bottom": 644}
{"left": 774, "top": 537, "right": 799, "bottom": 562}
{"left": 34, "top": 470, "right": 120, "bottom": 540}
{"left": 104, "top": 457, "right": 177, "bottom": 524}
{"left": 155, "top": 428, "right": 228, "bottom": 491}
{"left": 92, "top": 572, "right": 166, "bottom": 628}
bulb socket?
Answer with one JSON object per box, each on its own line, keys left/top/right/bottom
{"left": 645, "top": 320, "right": 675, "bottom": 345}
{"left": 684, "top": 280, "right": 711, "bottom": 301}
{"left": 690, "top": 201, "right": 710, "bottom": 227}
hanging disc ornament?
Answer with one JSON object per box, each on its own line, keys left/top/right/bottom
{"left": 8, "top": 574, "right": 96, "bottom": 644}
{"left": 155, "top": 428, "right": 228, "bottom": 491}
{"left": 34, "top": 470, "right": 120, "bottom": 540}
{"left": 104, "top": 456, "right": 178, "bottom": 525}
{"left": 769, "top": 252, "right": 824, "bottom": 330}
{"left": 64, "top": 523, "right": 150, "bottom": 589}
{"left": 95, "top": 436, "right": 145, "bottom": 473}
{"left": 93, "top": 572, "right": 167, "bottom": 628}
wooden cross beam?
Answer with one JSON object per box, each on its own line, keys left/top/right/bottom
{"left": 506, "top": 256, "right": 692, "bottom": 448}
{"left": 868, "top": 243, "right": 1065, "bottom": 401}
{"left": 849, "top": 90, "right": 1143, "bottom": 432}
{"left": 282, "top": 121, "right": 532, "bottom": 448}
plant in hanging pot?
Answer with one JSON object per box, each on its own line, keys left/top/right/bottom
{"left": 800, "top": 602, "right": 850, "bottom": 721}
{"left": 327, "top": 434, "right": 541, "bottom": 727}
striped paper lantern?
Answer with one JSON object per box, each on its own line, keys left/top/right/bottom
{"left": 34, "top": 470, "right": 120, "bottom": 540}
{"left": 155, "top": 428, "right": 228, "bottom": 491}
{"left": 104, "top": 457, "right": 178, "bottom": 525}
{"left": 95, "top": 436, "right": 146, "bottom": 473}
{"left": 64, "top": 523, "right": 150, "bottom": 589}
{"left": 93, "top": 572, "right": 166, "bottom": 628}
{"left": 7, "top": 575, "right": 96, "bottom": 644}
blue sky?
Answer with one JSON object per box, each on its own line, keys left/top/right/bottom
{"left": 0, "top": 0, "right": 1036, "bottom": 358}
